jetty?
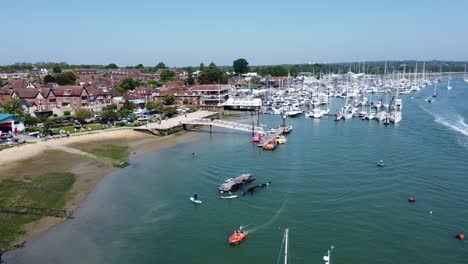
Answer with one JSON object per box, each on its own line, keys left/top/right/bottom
{"left": 219, "top": 174, "right": 253, "bottom": 193}
{"left": 257, "top": 126, "right": 285, "bottom": 147}
{"left": 134, "top": 111, "right": 218, "bottom": 135}
{"left": 134, "top": 110, "right": 264, "bottom": 136}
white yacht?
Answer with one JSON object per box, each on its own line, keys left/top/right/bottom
{"left": 390, "top": 98, "right": 402, "bottom": 124}
{"left": 312, "top": 107, "right": 324, "bottom": 118}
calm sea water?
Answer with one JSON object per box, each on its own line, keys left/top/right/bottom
{"left": 5, "top": 79, "right": 468, "bottom": 264}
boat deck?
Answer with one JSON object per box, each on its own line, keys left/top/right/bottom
{"left": 219, "top": 174, "right": 253, "bottom": 192}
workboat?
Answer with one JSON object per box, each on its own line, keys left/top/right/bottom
{"left": 263, "top": 139, "right": 277, "bottom": 150}
{"left": 228, "top": 228, "right": 248, "bottom": 244}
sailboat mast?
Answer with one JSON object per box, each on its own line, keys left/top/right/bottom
{"left": 284, "top": 228, "right": 289, "bottom": 264}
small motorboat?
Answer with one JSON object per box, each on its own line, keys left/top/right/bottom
{"left": 377, "top": 160, "right": 385, "bottom": 167}
{"left": 283, "top": 125, "right": 293, "bottom": 134}
{"left": 263, "top": 139, "right": 277, "bottom": 150}
{"left": 190, "top": 194, "right": 202, "bottom": 204}
{"left": 335, "top": 112, "right": 343, "bottom": 121}
{"left": 276, "top": 135, "right": 287, "bottom": 144}
{"left": 228, "top": 228, "right": 248, "bottom": 244}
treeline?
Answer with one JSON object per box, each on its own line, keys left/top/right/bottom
{"left": 1, "top": 60, "right": 467, "bottom": 76}
{"left": 254, "top": 61, "right": 468, "bottom": 77}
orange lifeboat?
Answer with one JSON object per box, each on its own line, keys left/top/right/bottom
{"left": 228, "top": 229, "right": 248, "bottom": 244}
{"left": 263, "top": 139, "right": 277, "bottom": 150}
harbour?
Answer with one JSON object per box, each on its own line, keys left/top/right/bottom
{"left": 4, "top": 78, "right": 468, "bottom": 264}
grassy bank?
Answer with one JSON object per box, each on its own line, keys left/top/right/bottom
{"left": 0, "top": 172, "right": 75, "bottom": 250}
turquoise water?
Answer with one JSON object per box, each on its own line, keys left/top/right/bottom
{"left": 5, "top": 79, "right": 468, "bottom": 264}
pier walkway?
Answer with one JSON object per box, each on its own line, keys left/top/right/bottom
{"left": 183, "top": 119, "right": 264, "bottom": 133}
{"left": 134, "top": 110, "right": 264, "bottom": 136}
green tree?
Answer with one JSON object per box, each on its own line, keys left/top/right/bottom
{"left": 42, "top": 119, "right": 53, "bottom": 135}
{"left": 103, "top": 104, "right": 118, "bottom": 111}
{"left": 163, "top": 106, "right": 178, "bottom": 118}
{"left": 117, "top": 108, "right": 133, "bottom": 118}
{"left": 102, "top": 109, "right": 118, "bottom": 120}
{"left": 146, "top": 80, "right": 159, "bottom": 88}
{"left": 43, "top": 75, "right": 56, "bottom": 84}
{"left": 22, "top": 113, "right": 38, "bottom": 126}
{"left": 119, "top": 78, "right": 141, "bottom": 91}
{"left": 105, "top": 63, "right": 118, "bottom": 69}
{"left": 53, "top": 66, "right": 62, "bottom": 73}
{"left": 3, "top": 98, "right": 23, "bottom": 115}
{"left": 233, "top": 58, "right": 249, "bottom": 75}
{"left": 75, "top": 108, "right": 93, "bottom": 122}
{"left": 146, "top": 101, "right": 164, "bottom": 111}
{"left": 63, "top": 110, "right": 71, "bottom": 116}
{"left": 186, "top": 67, "right": 195, "bottom": 85}
{"left": 198, "top": 62, "right": 228, "bottom": 84}
{"left": 155, "top": 62, "right": 166, "bottom": 70}
{"left": 199, "top": 63, "right": 205, "bottom": 71}
{"left": 55, "top": 71, "right": 77, "bottom": 85}
{"left": 136, "top": 64, "right": 144, "bottom": 69}
{"left": 163, "top": 94, "right": 176, "bottom": 105}
{"left": 123, "top": 99, "right": 136, "bottom": 110}
{"left": 160, "top": 69, "right": 176, "bottom": 82}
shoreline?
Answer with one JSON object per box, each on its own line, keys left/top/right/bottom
{"left": 0, "top": 128, "right": 200, "bottom": 251}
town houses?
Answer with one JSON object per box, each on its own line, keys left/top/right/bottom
{"left": 0, "top": 63, "right": 290, "bottom": 117}
{"left": 0, "top": 75, "right": 234, "bottom": 117}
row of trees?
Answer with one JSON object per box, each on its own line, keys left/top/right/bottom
{"left": 43, "top": 71, "right": 77, "bottom": 85}
{"left": 2, "top": 60, "right": 467, "bottom": 75}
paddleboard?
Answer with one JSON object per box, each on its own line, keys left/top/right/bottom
{"left": 190, "top": 197, "right": 202, "bottom": 204}
{"left": 220, "top": 195, "right": 238, "bottom": 199}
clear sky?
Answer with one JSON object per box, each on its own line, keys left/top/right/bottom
{"left": 1, "top": 0, "right": 467, "bottom": 67}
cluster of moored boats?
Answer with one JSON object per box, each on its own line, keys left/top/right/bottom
{"left": 252, "top": 125, "right": 292, "bottom": 150}
{"left": 260, "top": 69, "right": 443, "bottom": 125}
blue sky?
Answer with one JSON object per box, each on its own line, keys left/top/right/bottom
{"left": 1, "top": 0, "right": 467, "bottom": 66}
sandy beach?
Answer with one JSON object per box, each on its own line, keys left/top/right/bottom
{"left": 0, "top": 128, "right": 198, "bottom": 249}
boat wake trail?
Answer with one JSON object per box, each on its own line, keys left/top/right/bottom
{"left": 245, "top": 198, "right": 288, "bottom": 234}
{"left": 420, "top": 106, "right": 468, "bottom": 137}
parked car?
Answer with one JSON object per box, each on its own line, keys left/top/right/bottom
{"left": 137, "top": 115, "right": 149, "bottom": 121}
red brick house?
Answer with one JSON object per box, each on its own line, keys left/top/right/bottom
{"left": 153, "top": 87, "right": 201, "bottom": 106}
{"left": 53, "top": 86, "right": 90, "bottom": 110}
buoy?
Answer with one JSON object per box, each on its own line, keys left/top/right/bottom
{"left": 457, "top": 234, "right": 465, "bottom": 240}
{"left": 408, "top": 197, "right": 416, "bottom": 203}
{"left": 429, "top": 211, "right": 432, "bottom": 214}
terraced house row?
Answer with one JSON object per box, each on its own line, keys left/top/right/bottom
{"left": 0, "top": 79, "right": 117, "bottom": 115}
{"left": 0, "top": 78, "right": 232, "bottom": 116}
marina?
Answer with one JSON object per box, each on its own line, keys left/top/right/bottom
{"left": 6, "top": 78, "right": 468, "bottom": 264}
